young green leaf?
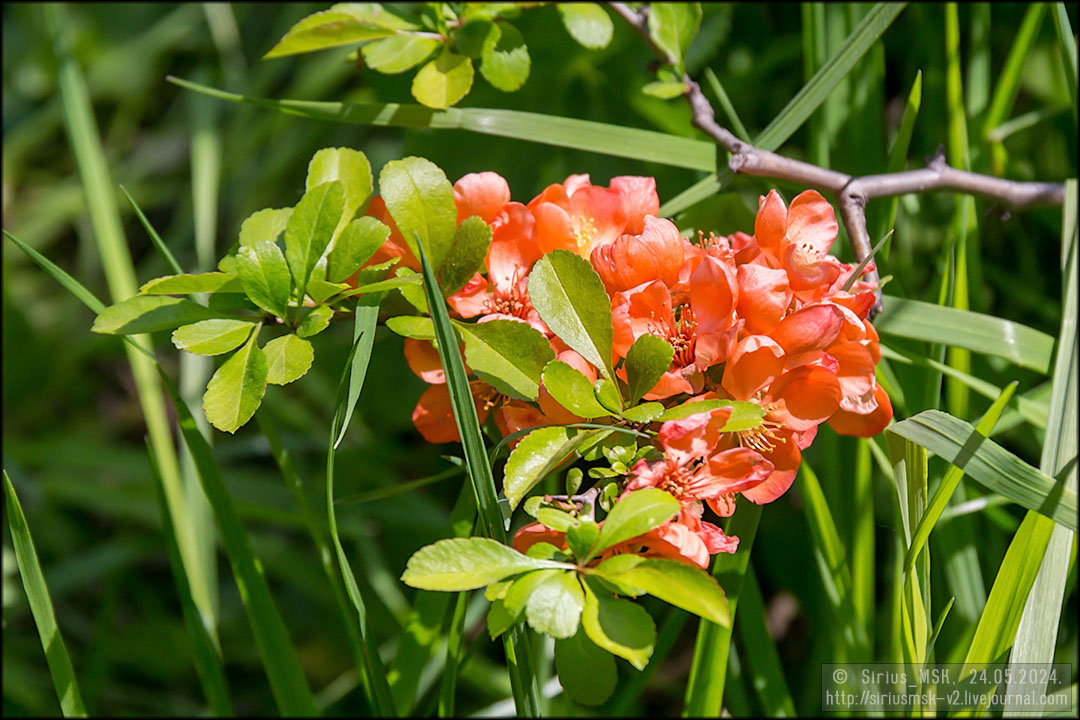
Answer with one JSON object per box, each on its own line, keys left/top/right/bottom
{"left": 504, "top": 427, "right": 606, "bottom": 510}
{"left": 581, "top": 577, "right": 655, "bottom": 670}
{"left": 555, "top": 628, "right": 617, "bottom": 706}
{"left": 528, "top": 250, "right": 615, "bottom": 383}
{"left": 438, "top": 216, "right": 492, "bottom": 297}
{"left": 92, "top": 295, "right": 229, "bottom": 335}
{"left": 362, "top": 34, "right": 440, "bottom": 73}
{"left": 386, "top": 315, "right": 435, "bottom": 340}
{"left": 601, "top": 558, "right": 730, "bottom": 627}
{"left": 305, "top": 147, "right": 373, "bottom": 240}
{"left": 296, "top": 306, "right": 333, "bottom": 338}
{"left": 239, "top": 208, "right": 292, "bottom": 248}
{"left": 264, "top": 9, "right": 401, "bottom": 59}
{"left": 642, "top": 81, "right": 688, "bottom": 99}
{"left": 557, "top": 3, "right": 613, "bottom": 49}
{"left": 285, "top": 180, "right": 346, "bottom": 296}
{"left": 457, "top": 319, "right": 555, "bottom": 401}
{"left": 202, "top": 331, "right": 268, "bottom": 433}
{"left": 566, "top": 519, "right": 600, "bottom": 561}
{"left": 480, "top": 21, "right": 530, "bottom": 92}
{"left": 593, "top": 378, "right": 622, "bottom": 413}
{"left": 647, "top": 2, "right": 702, "bottom": 72}
{"left": 453, "top": 19, "right": 499, "bottom": 58}
{"left": 504, "top": 569, "right": 562, "bottom": 617}
{"left": 541, "top": 360, "right": 612, "bottom": 419}
{"left": 400, "top": 538, "right": 570, "bottom": 591}
{"left": 139, "top": 272, "right": 244, "bottom": 295}
{"left": 237, "top": 240, "right": 291, "bottom": 318}
{"left": 526, "top": 571, "right": 585, "bottom": 639}
{"left": 172, "top": 319, "right": 255, "bottom": 356}
{"left": 412, "top": 51, "right": 475, "bottom": 109}
{"left": 487, "top": 598, "right": 518, "bottom": 639}
{"left": 589, "top": 488, "right": 681, "bottom": 560}
{"left": 378, "top": 157, "right": 457, "bottom": 270}
{"left": 263, "top": 334, "right": 315, "bottom": 385}
{"left": 625, "top": 334, "right": 674, "bottom": 404}
{"left": 620, "top": 402, "right": 665, "bottom": 424}
{"left": 328, "top": 216, "right": 390, "bottom": 283}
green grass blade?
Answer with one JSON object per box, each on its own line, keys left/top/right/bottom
{"left": 887, "top": 411, "right": 1078, "bottom": 531}
{"left": 157, "top": 372, "right": 319, "bottom": 715}
{"left": 872, "top": 71, "right": 921, "bottom": 259}
{"left": 801, "top": 2, "right": 829, "bottom": 168}
{"left": 167, "top": 75, "right": 714, "bottom": 172}
{"left": 4, "top": 471, "right": 88, "bottom": 718}
{"left": 1005, "top": 180, "right": 1078, "bottom": 711}
{"left": 416, "top": 237, "right": 541, "bottom": 716}
{"left": 438, "top": 590, "right": 469, "bottom": 717}
{"left": 660, "top": 2, "right": 907, "bottom": 217}
{"left": 3, "top": 230, "right": 106, "bottom": 314}
{"left": 683, "top": 502, "right": 761, "bottom": 716}
{"left": 702, "top": 67, "right": 751, "bottom": 144}
{"left": 45, "top": 1, "right": 215, "bottom": 649}
{"left": 1051, "top": 3, "right": 1078, "bottom": 125}
{"left": 145, "top": 441, "right": 232, "bottom": 716}
{"left": 610, "top": 607, "right": 690, "bottom": 715}
{"left": 118, "top": 186, "right": 184, "bottom": 275}
{"left": 852, "top": 439, "right": 875, "bottom": 649}
{"left": 738, "top": 566, "right": 796, "bottom": 717}
{"left": 875, "top": 297, "right": 1055, "bottom": 373}
{"left": 326, "top": 307, "right": 397, "bottom": 717}
{"left": 982, "top": 4, "right": 1045, "bottom": 139}
{"left": 903, "top": 381, "right": 1018, "bottom": 573}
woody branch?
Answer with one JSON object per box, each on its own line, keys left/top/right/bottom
{"left": 608, "top": 2, "right": 1067, "bottom": 315}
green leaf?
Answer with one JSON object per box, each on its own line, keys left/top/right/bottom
{"left": 620, "top": 402, "right": 664, "bottom": 424}
{"left": 328, "top": 217, "right": 391, "bottom": 283}
{"left": 264, "top": 9, "right": 401, "bottom": 58}
{"left": 386, "top": 315, "right": 434, "bottom": 340}
{"left": 438, "top": 216, "right": 492, "bottom": 297}
{"left": 400, "top": 538, "right": 570, "bottom": 591}
{"left": 237, "top": 240, "right": 292, "bottom": 318}
{"left": 526, "top": 571, "right": 585, "bottom": 639}
{"left": 625, "top": 334, "right": 674, "bottom": 404}
{"left": 541, "top": 360, "right": 612, "bottom": 419}
{"left": 875, "top": 297, "right": 1054, "bottom": 374}
{"left": 202, "top": 332, "right": 268, "bottom": 433}
{"left": 647, "top": 2, "right": 702, "bottom": 72}
{"left": 718, "top": 402, "right": 766, "bottom": 432}
{"left": 504, "top": 427, "right": 607, "bottom": 510}
{"left": 534, "top": 507, "right": 578, "bottom": 532}
{"left": 641, "top": 81, "right": 688, "bottom": 99}
{"left": 655, "top": 398, "right": 751, "bottom": 424}
{"left": 379, "top": 157, "right": 458, "bottom": 271}
{"left": 362, "top": 33, "right": 440, "bottom": 73}
{"left": 453, "top": 19, "right": 498, "bottom": 58}
{"left": 887, "top": 410, "right": 1077, "bottom": 531}
{"left": 504, "top": 569, "right": 562, "bottom": 616}
{"left": 239, "top": 208, "right": 292, "bottom": 248}
{"left": 138, "top": 272, "right": 244, "bottom": 295}
{"left": 296, "top": 306, "right": 333, "bottom": 338}
{"left": 306, "top": 275, "right": 351, "bottom": 304}
{"left": 412, "top": 51, "right": 475, "bottom": 109}
{"left": 589, "top": 488, "right": 681, "bottom": 560}
{"left": 528, "top": 250, "right": 615, "bottom": 383}
{"left": 4, "top": 472, "right": 88, "bottom": 717}
{"left": 306, "top": 147, "right": 374, "bottom": 243}
{"left": 601, "top": 558, "right": 730, "bottom": 627}
{"left": 285, "top": 180, "right": 346, "bottom": 296}
{"left": 172, "top": 319, "right": 255, "bottom": 356}
{"left": 593, "top": 378, "right": 622, "bottom": 413}
{"left": 581, "top": 577, "right": 655, "bottom": 670}
{"left": 264, "top": 335, "right": 315, "bottom": 385}
{"left": 557, "top": 3, "right": 613, "bottom": 49}
{"left": 480, "top": 21, "right": 530, "bottom": 92}
{"left": 333, "top": 296, "right": 381, "bottom": 448}
{"left": 487, "top": 599, "right": 518, "bottom": 639}
{"left": 92, "top": 295, "right": 229, "bottom": 335}
{"left": 169, "top": 76, "right": 715, "bottom": 172}
{"left": 555, "top": 628, "right": 617, "bottom": 706}
{"left": 457, "top": 319, "right": 555, "bottom": 401}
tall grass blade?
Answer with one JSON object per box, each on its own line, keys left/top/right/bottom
{"left": 660, "top": 2, "right": 907, "bottom": 217}
{"left": 683, "top": 502, "right": 762, "bottom": 716}
{"left": 872, "top": 71, "right": 921, "bottom": 259}
{"left": 1005, "top": 180, "right": 1078, "bottom": 712}
{"left": 738, "top": 566, "right": 796, "bottom": 716}
{"left": 702, "top": 67, "right": 750, "bottom": 144}
{"left": 438, "top": 590, "right": 469, "bottom": 717}
{"left": 119, "top": 186, "right": 183, "bottom": 275}
{"left": 327, "top": 313, "right": 397, "bottom": 716}
{"left": 145, "top": 441, "right": 232, "bottom": 716}
{"left": 1051, "top": 3, "right": 1078, "bottom": 125}
{"left": 983, "top": 4, "right": 1045, "bottom": 171}
{"left": 4, "top": 471, "right": 88, "bottom": 718}
{"left": 166, "top": 76, "right": 714, "bottom": 172}
{"left": 45, "top": 1, "right": 215, "bottom": 647}
{"left": 416, "top": 237, "right": 541, "bottom": 716}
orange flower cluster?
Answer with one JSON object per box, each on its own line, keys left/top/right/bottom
{"left": 368, "top": 172, "right": 892, "bottom": 569}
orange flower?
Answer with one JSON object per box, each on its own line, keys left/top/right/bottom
{"left": 753, "top": 189, "right": 845, "bottom": 296}
{"left": 453, "top": 171, "right": 511, "bottom": 224}
{"left": 529, "top": 174, "right": 630, "bottom": 257}
{"left": 411, "top": 380, "right": 506, "bottom": 444}
{"left": 591, "top": 216, "right": 686, "bottom": 294}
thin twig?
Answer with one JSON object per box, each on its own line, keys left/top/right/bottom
{"left": 608, "top": 2, "right": 1068, "bottom": 315}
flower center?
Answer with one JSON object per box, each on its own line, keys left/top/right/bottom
{"left": 793, "top": 240, "right": 819, "bottom": 266}
{"left": 735, "top": 418, "right": 785, "bottom": 453}
{"left": 656, "top": 458, "right": 709, "bottom": 504}
{"left": 652, "top": 305, "right": 698, "bottom": 368}
{"left": 485, "top": 269, "right": 531, "bottom": 319}
{"left": 471, "top": 381, "right": 507, "bottom": 412}
{"left": 573, "top": 215, "right": 598, "bottom": 254}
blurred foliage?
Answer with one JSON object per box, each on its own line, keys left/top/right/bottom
{"left": 3, "top": 2, "right": 1077, "bottom": 716}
